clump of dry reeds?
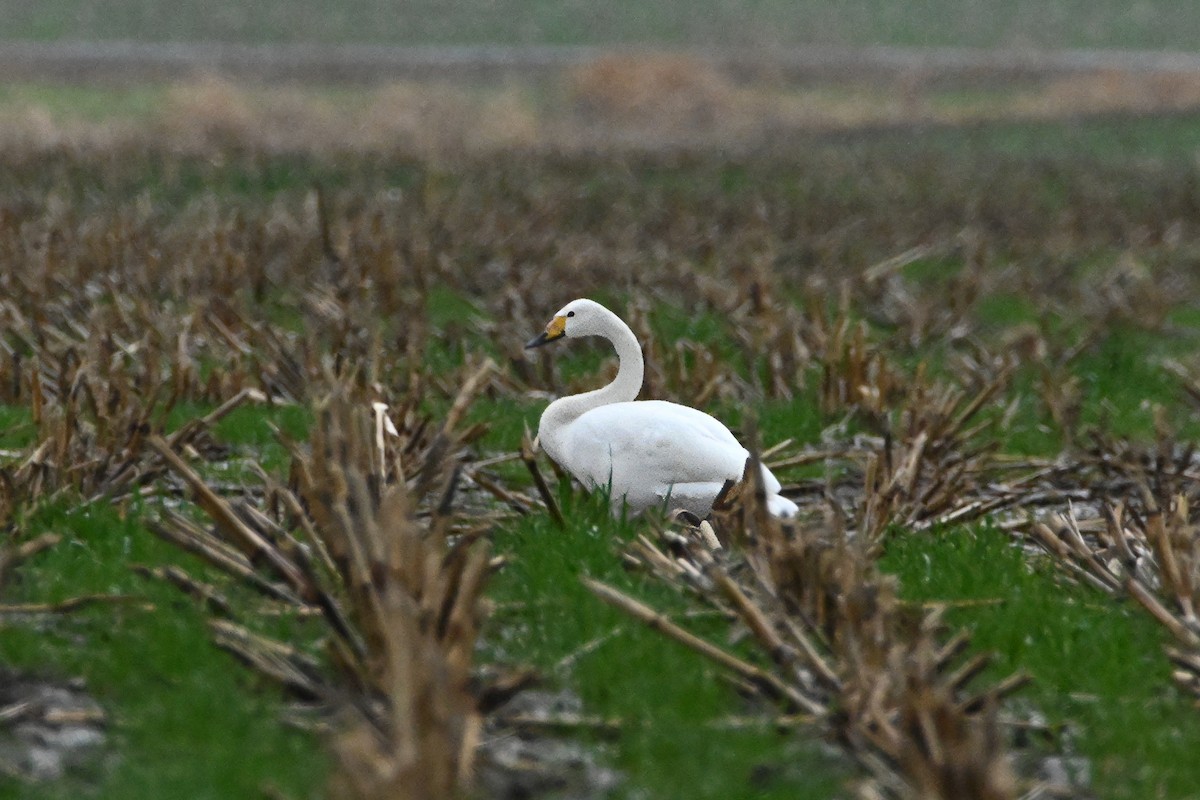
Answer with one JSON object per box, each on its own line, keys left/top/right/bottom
{"left": 310, "top": 401, "right": 488, "bottom": 799}
{"left": 730, "top": 271, "right": 1015, "bottom": 542}
{"left": 1024, "top": 457, "right": 1200, "bottom": 702}
{"left": 150, "top": 390, "right": 493, "bottom": 799}
{"left": 602, "top": 480, "right": 1027, "bottom": 799}
{"left": 0, "top": 287, "right": 273, "bottom": 507}
{"left": 855, "top": 364, "right": 1012, "bottom": 544}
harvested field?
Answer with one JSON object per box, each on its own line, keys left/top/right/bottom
{"left": 3, "top": 68, "right": 1200, "bottom": 800}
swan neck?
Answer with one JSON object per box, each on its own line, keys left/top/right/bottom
{"left": 603, "top": 312, "right": 644, "bottom": 404}
{"left": 539, "top": 308, "right": 644, "bottom": 451}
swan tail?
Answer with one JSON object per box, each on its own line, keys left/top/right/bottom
{"left": 766, "top": 493, "right": 799, "bottom": 519}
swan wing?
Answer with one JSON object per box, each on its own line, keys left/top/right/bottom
{"left": 628, "top": 402, "right": 783, "bottom": 494}
{"left": 559, "top": 401, "right": 780, "bottom": 508}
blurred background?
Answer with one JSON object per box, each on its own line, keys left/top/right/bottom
{"left": 3, "top": 0, "right": 1200, "bottom": 154}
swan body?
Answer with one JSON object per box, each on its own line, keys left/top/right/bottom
{"left": 526, "top": 299, "right": 798, "bottom": 518}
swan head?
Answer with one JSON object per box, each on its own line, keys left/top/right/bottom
{"left": 525, "top": 299, "right": 611, "bottom": 349}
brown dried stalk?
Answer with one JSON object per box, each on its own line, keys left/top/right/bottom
{"left": 855, "top": 368, "right": 1011, "bottom": 545}
{"left": 617, "top": 479, "right": 1024, "bottom": 799}
{"left": 152, "top": 395, "right": 491, "bottom": 800}
{"left": 1023, "top": 485, "right": 1200, "bottom": 698}
{"left": 0, "top": 532, "right": 61, "bottom": 590}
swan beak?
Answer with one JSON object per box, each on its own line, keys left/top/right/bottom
{"left": 525, "top": 315, "right": 567, "bottom": 349}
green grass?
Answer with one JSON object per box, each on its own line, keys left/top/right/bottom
{"left": 974, "top": 292, "right": 1041, "bottom": 330}
{"left": 0, "top": 501, "right": 326, "bottom": 800}
{"left": 967, "top": 320, "right": 1200, "bottom": 456}
{"left": 880, "top": 525, "right": 1200, "bottom": 800}
{"left": 426, "top": 284, "right": 485, "bottom": 331}
{"left": 0, "top": 406, "right": 34, "bottom": 451}
{"left": 137, "top": 154, "right": 368, "bottom": 209}
{"left": 157, "top": 402, "right": 313, "bottom": 476}
{"left": 0, "top": 83, "right": 166, "bottom": 122}
{"left": 211, "top": 403, "right": 312, "bottom": 446}
{"left": 1073, "top": 325, "right": 1200, "bottom": 440}
{"left": 470, "top": 396, "right": 538, "bottom": 451}
{"left": 487, "top": 489, "right": 850, "bottom": 799}
{"left": 965, "top": 114, "right": 1200, "bottom": 165}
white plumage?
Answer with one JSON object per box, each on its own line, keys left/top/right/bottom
{"left": 526, "top": 299, "right": 798, "bottom": 519}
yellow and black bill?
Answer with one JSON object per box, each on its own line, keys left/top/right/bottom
{"left": 525, "top": 315, "right": 567, "bottom": 349}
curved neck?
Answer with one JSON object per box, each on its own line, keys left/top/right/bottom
{"left": 539, "top": 307, "right": 643, "bottom": 443}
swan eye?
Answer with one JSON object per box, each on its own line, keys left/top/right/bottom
{"left": 567, "top": 311, "right": 575, "bottom": 317}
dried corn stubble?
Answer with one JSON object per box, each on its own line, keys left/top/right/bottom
{"left": 862, "top": 370, "right": 1011, "bottom": 539}
{"left": 1001, "top": 411, "right": 1200, "bottom": 702}
{"left": 0, "top": 293, "right": 271, "bottom": 507}
{"left": 1026, "top": 485, "right": 1200, "bottom": 701}
{"left": 4, "top": 146, "right": 1199, "bottom": 371}
{"left": 611, "top": 475, "right": 1024, "bottom": 799}
{"left": 152, "top": 393, "right": 492, "bottom": 800}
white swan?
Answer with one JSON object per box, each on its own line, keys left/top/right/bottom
{"left": 526, "top": 299, "right": 798, "bottom": 519}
